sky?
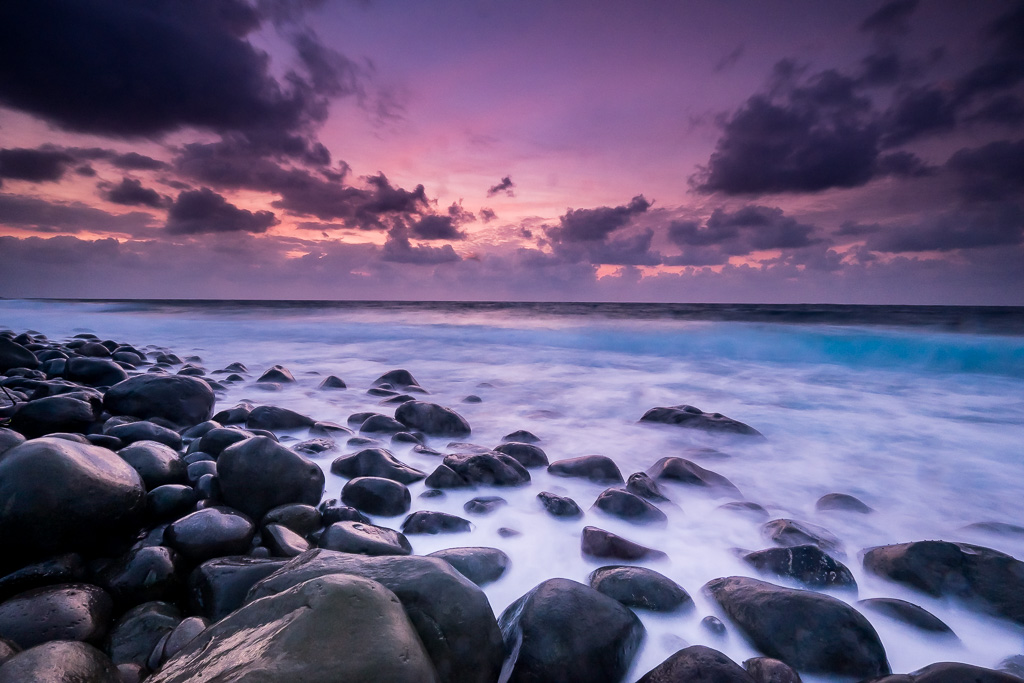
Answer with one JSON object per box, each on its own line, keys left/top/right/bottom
{"left": 0, "top": 0, "right": 1022, "bottom": 304}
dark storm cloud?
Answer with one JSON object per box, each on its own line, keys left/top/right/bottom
{"left": 879, "top": 87, "right": 956, "bottom": 147}
{"left": 549, "top": 195, "right": 651, "bottom": 242}
{"left": 487, "top": 176, "right": 515, "bottom": 197}
{"left": 876, "top": 151, "right": 936, "bottom": 178}
{"left": 0, "top": 148, "right": 74, "bottom": 184}
{"left": 166, "top": 188, "right": 279, "bottom": 235}
{"left": 409, "top": 215, "right": 464, "bottom": 240}
{"left": 857, "top": 52, "right": 904, "bottom": 86}
{"left": 585, "top": 229, "right": 661, "bottom": 266}
{"left": 864, "top": 204, "right": 1024, "bottom": 253}
{"left": 946, "top": 140, "right": 1024, "bottom": 202}
{"left": 381, "top": 232, "right": 461, "bottom": 264}
{"left": 859, "top": 0, "right": 919, "bottom": 36}
{"left": 111, "top": 152, "right": 171, "bottom": 171}
{"left": 667, "top": 205, "right": 821, "bottom": 264}
{"left": 104, "top": 178, "right": 167, "bottom": 208}
{"left": 479, "top": 208, "right": 497, "bottom": 223}
{"left": 0, "top": 193, "right": 156, "bottom": 235}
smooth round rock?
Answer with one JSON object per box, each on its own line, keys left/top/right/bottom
{"left": 857, "top": 598, "right": 956, "bottom": 635}
{"left": 537, "top": 491, "right": 583, "bottom": 518}
{"left": 743, "top": 545, "right": 856, "bottom": 590}
{"left": 0, "top": 428, "right": 25, "bottom": 456}
{"left": 107, "top": 421, "right": 182, "bottom": 450}
{"left": 341, "top": 477, "right": 411, "bottom": 517}
{"left": 359, "top": 414, "right": 407, "bottom": 434}
{"left": 548, "top": 455, "right": 623, "bottom": 484}
{"left": 589, "top": 565, "right": 693, "bottom": 612}
{"left": 165, "top": 507, "right": 256, "bottom": 563}
{"left": 330, "top": 447, "right": 426, "bottom": 484}
{"left": 638, "top": 645, "right": 755, "bottom": 683}
{"left": 256, "top": 365, "right": 295, "bottom": 383}
{"left": 0, "top": 555, "right": 86, "bottom": 604}
{"left": 626, "top": 472, "right": 671, "bottom": 502}
{"left": 0, "top": 437, "right": 146, "bottom": 562}
{"left": 401, "top": 511, "right": 473, "bottom": 535}
{"left": 442, "top": 452, "right": 530, "bottom": 486}
{"left": 8, "top": 396, "right": 97, "bottom": 439}
{"left": 107, "top": 601, "right": 181, "bottom": 667}
{"left": 146, "top": 485, "right": 199, "bottom": 522}
{"left": 186, "top": 557, "right": 290, "bottom": 622}
{"left": 581, "top": 526, "right": 667, "bottom": 562}
{"left": 104, "top": 375, "right": 215, "bottom": 428}
{"left": 318, "top": 521, "right": 412, "bottom": 556}
{"left": 762, "top": 519, "right": 845, "bottom": 557}
{"left": 463, "top": 496, "right": 507, "bottom": 515}
{"left": 395, "top": 401, "right": 471, "bottom": 437}
{"left": 93, "top": 545, "right": 183, "bottom": 608}
{"left": 118, "top": 440, "right": 186, "bottom": 489}
{"left": 217, "top": 436, "right": 325, "bottom": 520}
{"left": 318, "top": 500, "right": 371, "bottom": 526}
{"left": 261, "top": 524, "right": 311, "bottom": 558}
{"left": 0, "top": 640, "right": 119, "bottom": 683}
{"left": 492, "top": 442, "right": 548, "bottom": 467}
{"left": 261, "top": 504, "right": 322, "bottom": 537}
{"left": 427, "top": 547, "right": 510, "bottom": 586}
{"left": 816, "top": 492, "right": 873, "bottom": 514}
{"left": 0, "top": 338, "right": 39, "bottom": 372}
{"left": 593, "top": 488, "right": 667, "bottom": 525}
{"left": 245, "top": 405, "right": 314, "bottom": 430}
{"left": 646, "top": 457, "right": 741, "bottom": 497}
{"left": 63, "top": 357, "right": 128, "bottom": 388}
{"left": 0, "top": 583, "right": 113, "bottom": 649}
{"left": 743, "top": 657, "right": 802, "bottom": 683}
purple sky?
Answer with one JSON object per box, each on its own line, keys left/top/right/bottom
{"left": 0, "top": 0, "right": 1022, "bottom": 304}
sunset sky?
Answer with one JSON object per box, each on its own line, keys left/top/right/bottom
{"left": 1, "top": 0, "right": 1022, "bottom": 303}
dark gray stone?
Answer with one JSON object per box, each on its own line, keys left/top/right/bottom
{"left": 593, "top": 488, "right": 667, "bottom": 525}
{"left": 186, "top": 556, "right": 289, "bottom": 622}
{"left": 261, "top": 524, "right": 310, "bottom": 558}
{"left": 118, "top": 440, "right": 186, "bottom": 489}
{"left": 626, "top": 472, "right": 670, "bottom": 502}
{"left": 537, "top": 491, "right": 583, "bottom": 518}
{"left": 8, "top": 395, "right": 97, "bottom": 438}
{"left": 341, "top": 476, "right": 411, "bottom": 516}
{"left": 761, "top": 519, "right": 844, "bottom": 557}
{"left": 548, "top": 455, "right": 623, "bottom": 484}
{"left": 463, "top": 495, "right": 507, "bottom": 515}
{"left": 581, "top": 526, "right": 667, "bottom": 562}
{"left": 319, "top": 521, "right": 411, "bottom": 556}
{"left": 0, "top": 583, "right": 112, "bottom": 649}
{"left": 395, "top": 401, "right": 471, "bottom": 437}
{"left": 443, "top": 451, "right": 531, "bottom": 486}
{"left": 92, "top": 545, "right": 183, "bottom": 609}
{"left": 857, "top": 598, "right": 955, "bottom": 635}
{"left": 816, "top": 493, "right": 873, "bottom": 514}
{"left": 640, "top": 404, "right": 762, "bottom": 436}
{"left": 589, "top": 565, "right": 693, "bottom": 612}
{"left": 0, "top": 338, "right": 39, "bottom": 372}
{"left": 0, "top": 554, "right": 86, "bottom": 603}
{"left": 165, "top": 507, "right": 256, "bottom": 563}
{"left": 104, "top": 375, "right": 215, "bottom": 428}
{"left": 744, "top": 657, "right": 803, "bottom": 683}
{"left": 402, "top": 510, "right": 473, "bottom": 535}
{"left": 245, "top": 405, "right": 314, "bottom": 430}
{"left": 492, "top": 442, "right": 548, "bottom": 467}
{"left": 637, "top": 645, "right": 755, "bottom": 683}
{"left": 743, "top": 545, "right": 856, "bottom": 590}
{"left": 0, "top": 641, "right": 119, "bottom": 683}
{"left": 107, "top": 421, "right": 182, "bottom": 450}
{"left": 330, "top": 447, "right": 426, "bottom": 484}
{"left": 217, "top": 436, "right": 324, "bottom": 520}
{"left": 427, "top": 547, "right": 510, "bottom": 586}
{"left": 256, "top": 365, "right": 295, "bottom": 383}
{"left": 106, "top": 601, "right": 181, "bottom": 667}
{"left": 646, "top": 457, "right": 741, "bottom": 497}
{"left": 261, "top": 504, "right": 322, "bottom": 536}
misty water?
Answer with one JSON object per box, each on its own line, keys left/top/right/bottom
{"left": 3, "top": 298, "right": 1024, "bottom": 681}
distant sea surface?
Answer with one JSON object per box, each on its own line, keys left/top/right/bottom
{"left": 3, "top": 298, "right": 1024, "bottom": 681}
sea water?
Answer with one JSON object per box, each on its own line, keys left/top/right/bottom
{"left": 2, "top": 298, "right": 1023, "bottom": 681}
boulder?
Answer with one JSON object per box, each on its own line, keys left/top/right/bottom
{"left": 245, "top": 405, "right": 314, "bottom": 430}
{"left": 63, "top": 357, "right": 127, "bottom": 388}
{"left": 246, "top": 549, "right": 504, "bottom": 683}
{"left": 261, "top": 524, "right": 310, "bottom": 558}
{"left": 118, "top": 440, "right": 186, "bottom": 489}
{"left": 427, "top": 547, "right": 510, "bottom": 586}
{"left": 442, "top": 451, "right": 531, "bottom": 486}
{"left": 875, "top": 662, "right": 1023, "bottom": 683}
{"left": 703, "top": 576, "right": 889, "bottom": 678}
{"left": 394, "top": 401, "right": 470, "bottom": 437}
{"left": 106, "top": 601, "right": 181, "bottom": 667}
{"left": 261, "top": 504, "right": 322, "bottom": 537}
{"left": 463, "top": 495, "right": 508, "bottom": 515}
{"left": 8, "top": 395, "right": 97, "bottom": 438}
{"left": 816, "top": 492, "right": 873, "bottom": 514}
{"left": 493, "top": 442, "right": 548, "bottom": 467}
{"left": 217, "top": 436, "right": 324, "bottom": 520}
{"left": 146, "top": 485, "right": 199, "bottom": 522}
{"left": 640, "top": 404, "right": 762, "bottom": 436}
{"left": 92, "top": 545, "right": 184, "bottom": 608}
{"left": 857, "top": 598, "right": 955, "bottom": 635}
{"left": 0, "top": 428, "right": 25, "bottom": 456}
{"left": 195, "top": 427, "right": 250, "bottom": 456}
{"left": 341, "top": 476, "right": 411, "bottom": 516}
{"left": 0, "top": 338, "right": 39, "bottom": 372}
{"left": 537, "top": 491, "right": 583, "bottom": 518}
{"left": 593, "top": 488, "right": 667, "bottom": 525}
{"left": 107, "top": 421, "right": 182, "bottom": 450}
{"left": 637, "top": 645, "right": 755, "bottom": 683}
{"left": 330, "top": 447, "right": 426, "bottom": 484}
{"left": 318, "top": 500, "right": 371, "bottom": 526}
{"left": 589, "top": 565, "right": 693, "bottom": 612}
{"left": 548, "top": 455, "right": 623, "bottom": 484}
{"left": 164, "top": 507, "right": 256, "bottom": 564}
{"left": 0, "top": 554, "right": 86, "bottom": 603}
{"left": 0, "top": 437, "right": 145, "bottom": 563}
{"left": 646, "top": 457, "right": 741, "bottom": 497}
{"left": 402, "top": 510, "right": 473, "bottom": 535}
{"left": 743, "top": 657, "right": 803, "bottom": 683}
{"left": 149, "top": 574, "right": 437, "bottom": 683}
{"left": 317, "top": 375, "right": 346, "bottom": 389}
{"left": 0, "top": 641, "right": 119, "bottom": 683}
{"left": 186, "top": 556, "right": 289, "bottom": 622}
{"left": 761, "top": 519, "right": 844, "bottom": 557}
{"left": 581, "top": 526, "right": 667, "bottom": 562}
{"left": 861, "top": 540, "right": 1024, "bottom": 626}
{"left": 0, "top": 583, "right": 112, "bottom": 649}
{"left": 359, "top": 414, "right": 407, "bottom": 434}
{"left": 372, "top": 369, "right": 424, "bottom": 392}
{"left": 424, "top": 463, "right": 471, "bottom": 489}
{"left": 499, "top": 578, "right": 645, "bottom": 683}
{"left": 318, "top": 521, "right": 412, "bottom": 556}
{"left": 104, "top": 375, "right": 215, "bottom": 428}
{"left": 626, "top": 472, "right": 670, "bottom": 502}
{"left": 255, "top": 365, "right": 295, "bottom": 383}
{"left": 743, "top": 545, "right": 856, "bottom": 590}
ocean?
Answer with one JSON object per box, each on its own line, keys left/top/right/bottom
{"left": 3, "top": 297, "right": 1024, "bottom": 681}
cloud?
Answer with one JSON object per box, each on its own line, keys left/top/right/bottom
{"left": 381, "top": 232, "right": 461, "bottom": 264}
{"left": 946, "top": 139, "right": 1024, "bottom": 201}
{"left": 859, "top": 0, "right": 919, "bottom": 36}
{"left": 165, "top": 188, "right": 279, "bottom": 234}
{"left": 487, "top": 176, "right": 515, "bottom": 197}
{"left": 0, "top": 193, "right": 156, "bottom": 234}
{"left": 104, "top": 178, "right": 167, "bottom": 208}
{"left": 0, "top": 147, "right": 74, "bottom": 184}
{"left": 715, "top": 45, "right": 745, "bottom": 73}
{"left": 666, "top": 205, "right": 822, "bottom": 264}
{"left": 876, "top": 151, "right": 936, "bottom": 178}
{"left": 863, "top": 203, "right": 1024, "bottom": 252}
{"left": 585, "top": 229, "right": 662, "bottom": 266}
{"left": 549, "top": 195, "right": 651, "bottom": 242}
{"left": 110, "top": 152, "right": 170, "bottom": 171}
{"left": 408, "top": 215, "right": 463, "bottom": 240}
{"left": 479, "top": 208, "right": 497, "bottom": 223}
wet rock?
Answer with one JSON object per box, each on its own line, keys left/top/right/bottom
{"left": 443, "top": 451, "right": 531, "bottom": 486}
{"left": 427, "top": 547, "right": 510, "bottom": 586}
{"left": 857, "top": 598, "right": 955, "bottom": 635}
{"left": 156, "top": 616, "right": 208, "bottom": 664}
{"left": 502, "top": 429, "right": 540, "bottom": 443}
{"left": 0, "top": 338, "right": 39, "bottom": 372}
{"left": 962, "top": 521, "right": 1024, "bottom": 537}
{"left": 359, "top": 413, "right": 407, "bottom": 434}
{"left": 63, "top": 357, "right": 127, "bottom": 388}
{"left": 92, "top": 546, "right": 183, "bottom": 608}
{"left": 0, "top": 583, "right": 113, "bottom": 649}
{"left": 107, "top": 421, "right": 182, "bottom": 450}
{"left": 743, "top": 545, "right": 856, "bottom": 590}
{"left": 593, "top": 488, "right": 667, "bottom": 525}
{"left": 744, "top": 656, "right": 803, "bottom": 683}
{"left": 637, "top": 645, "right": 755, "bottom": 683}
{"left": 537, "top": 491, "right": 584, "bottom": 518}
{"left": 395, "top": 401, "right": 472, "bottom": 437}
{"left": 372, "top": 369, "right": 425, "bottom": 392}
{"left": 464, "top": 495, "right": 507, "bottom": 515}
{"left": 718, "top": 501, "right": 770, "bottom": 520}
{"left": 548, "top": 454, "right": 624, "bottom": 484}
{"left": 499, "top": 577, "right": 645, "bottom": 683}
{"left": 245, "top": 405, "right": 314, "bottom": 430}
{"left": 118, "top": 440, "right": 186, "bottom": 488}
{"left": 0, "top": 555, "right": 86, "bottom": 603}
{"left": 0, "top": 437, "right": 145, "bottom": 564}
{"left": 186, "top": 556, "right": 289, "bottom": 622}
{"left": 391, "top": 431, "right": 423, "bottom": 445}
{"left": 104, "top": 375, "right": 215, "bottom": 428}
{"left": 402, "top": 510, "right": 473, "bottom": 535}
{"left": 0, "top": 428, "right": 25, "bottom": 456}
{"left": 341, "top": 476, "right": 411, "bottom": 516}
{"left": 424, "top": 464, "right": 471, "bottom": 488}
{"left": 165, "top": 507, "right": 256, "bottom": 563}
{"left": 256, "top": 364, "right": 295, "bottom": 383}
{"left": 318, "top": 499, "right": 371, "bottom": 526}
{"left": 247, "top": 549, "right": 503, "bottom": 683}
{"left": 493, "top": 441, "right": 548, "bottom": 467}
{"left": 878, "top": 662, "right": 1023, "bottom": 682}
{"left": 589, "top": 565, "right": 693, "bottom": 612}
{"left": 186, "top": 459, "right": 217, "bottom": 483}
{"left": 107, "top": 601, "right": 181, "bottom": 667}
{"left": 261, "top": 524, "right": 310, "bottom": 558}
{"left": 626, "top": 472, "right": 670, "bottom": 502}
{"left": 702, "top": 615, "right": 727, "bottom": 636}
{"left": 317, "top": 375, "right": 346, "bottom": 389}
{"left": 762, "top": 519, "right": 844, "bottom": 557}
{"left": 319, "top": 521, "right": 412, "bottom": 556}
{"left": 217, "top": 436, "right": 324, "bottom": 520}
{"left": 149, "top": 574, "right": 437, "bottom": 683}
{"left": 261, "top": 504, "right": 322, "bottom": 537}
{"left": 640, "top": 404, "right": 763, "bottom": 437}
{"left": 581, "top": 526, "right": 667, "bottom": 562}
{"left": 998, "top": 655, "right": 1024, "bottom": 679}
{"left": 8, "top": 395, "right": 97, "bottom": 438}
{"left": 646, "top": 457, "right": 741, "bottom": 497}
{"left": 861, "top": 540, "right": 1024, "bottom": 626}
{"left": 0, "top": 640, "right": 119, "bottom": 683}
{"left": 195, "top": 427, "right": 250, "bottom": 456}
{"left": 292, "top": 437, "right": 336, "bottom": 456}
{"left": 462, "top": 395, "right": 482, "bottom": 403}
{"left": 816, "top": 492, "right": 873, "bottom": 514}
{"left": 703, "top": 576, "right": 889, "bottom": 678}
{"left": 211, "top": 403, "right": 251, "bottom": 425}
{"left": 330, "top": 447, "right": 426, "bottom": 484}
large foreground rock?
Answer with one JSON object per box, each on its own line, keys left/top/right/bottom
{"left": 498, "top": 577, "right": 645, "bottom": 683}
{"left": 247, "top": 549, "right": 503, "bottom": 683}
{"left": 8, "top": 396, "right": 97, "bottom": 439}
{"left": 395, "top": 401, "right": 471, "bottom": 437}
{"left": 103, "top": 375, "right": 215, "bottom": 428}
{"left": 0, "top": 583, "right": 112, "bottom": 649}
{"left": 862, "top": 540, "right": 1024, "bottom": 626}
{"left": 186, "top": 557, "right": 289, "bottom": 622}
{"left": 0, "top": 437, "right": 145, "bottom": 563}
{"left": 703, "top": 576, "right": 888, "bottom": 678}
{"left": 217, "top": 436, "right": 325, "bottom": 520}
{"left": 640, "top": 404, "right": 762, "bottom": 436}
{"left": 869, "top": 662, "right": 1022, "bottom": 682}
{"left": 149, "top": 574, "right": 437, "bottom": 683}
{"left": 646, "top": 457, "right": 741, "bottom": 497}
{"left": 637, "top": 645, "right": 755, "bottom": 683}
{"left": 0, "top": 640, "right": 119, "bottom": 683}
{"left": 0, "top": 338, "right": 39, "bottom": 372}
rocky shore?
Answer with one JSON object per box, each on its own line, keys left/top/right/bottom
{"left": 0, "top": 327, "right": 1022, "bottom": 682}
